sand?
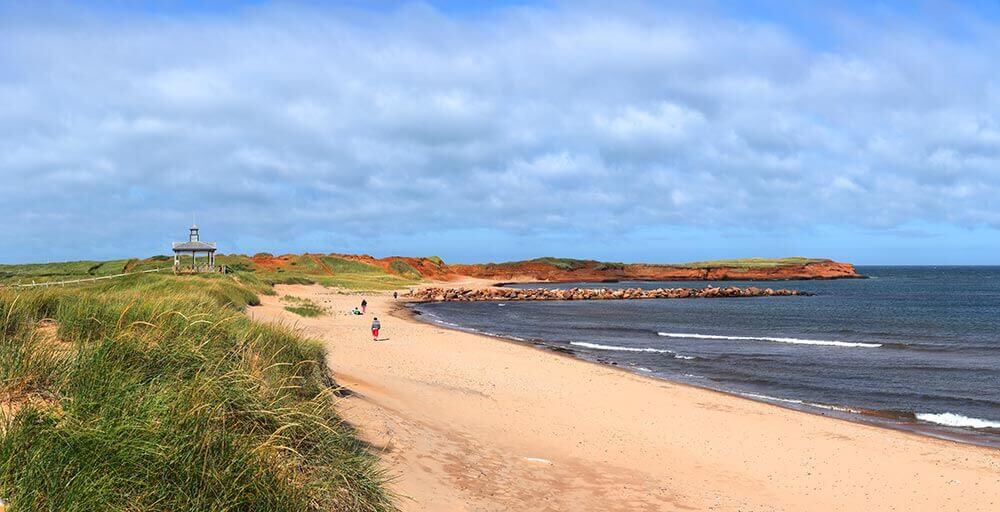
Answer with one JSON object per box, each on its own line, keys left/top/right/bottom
{"left": 249, "top": 284, "right": 999, "bottom": 511}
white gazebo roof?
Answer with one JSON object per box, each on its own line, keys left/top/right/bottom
{"left": 172, "top": 241, "right": 217, "bottom": 252}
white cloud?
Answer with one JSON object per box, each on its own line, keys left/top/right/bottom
{"left": 0, "top": 1, "right": 998, "bottom": 262}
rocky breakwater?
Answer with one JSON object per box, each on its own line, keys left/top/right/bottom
{"left": 408, "top": 286, "right": 809, "bottom": 302}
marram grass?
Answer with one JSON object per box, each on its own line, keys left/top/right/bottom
{"left": 0, "top": 273, "right": 395, "bottom": 512}
{"left": 282, "top": 295, "right": 326, "bottom": 318}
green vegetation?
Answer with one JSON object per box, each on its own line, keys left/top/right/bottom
{"left": 491, "top": 257, "right": 592, "bottom": 271}
{"left": 388, "top": 260, "right": 421, "bottom": 279}
{"left": 1, "top": 253, "right": 421, "bottom": 292}
{"left": 282, "top": 295, "right": 326, "bottom": 317}
{"left": 594, "top": 262, "right": 626, "bottom": 271}
{"left": 532, "top": 257, "right": 589, "bottom": 270}
{"left": 300, "top": 257, "right": 414, "bottom": 291}
{"left": 675, "top": 257, "right": 826, "bottom": 269}
{"left": 485, "top": 256, "right": 826, "bottom": 271}
{"left": 0, "top": 273, "right": 393, "bottom": 511}
{"left": 0, "top": 260, "right": 134, "bottom": 283}
{"left": 239, "top": 254, "right": 420, "bottom": 290}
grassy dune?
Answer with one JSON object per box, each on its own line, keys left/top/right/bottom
{"left": 282, "top": 295, "right": 327, "bottom": 317}
{"left": 0, "top": 260, "right": 135, "bottom": 284}
{"left": 0, "top": 273, "right": 394, "bottom": 511}
{"left": 250, "top": 256, "right": 417, "bottom": 291}
{"left": 0, "top": 254, "right": 421, "bottom": 291}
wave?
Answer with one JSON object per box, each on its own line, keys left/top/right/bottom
{"left": 739, "top": 392, "right": 860, "bottom": 413}
{"left": 570, "top": 341, "right": 672, "bottom": 353}
{"left": 658, "top": 332, "right": 882, "bottom": 348}
{"left": 569, "top": 341, "right": 696, "bottom": 360}
{"left": 916, "top": 412, "right": 1000, "bottom": 429}
{"left": 740, "top": 396, "right": 1000, "bottom": 430}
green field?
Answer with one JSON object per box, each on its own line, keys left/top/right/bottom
{"left": 0, "top": 273, "right": 395, "bottom": 511}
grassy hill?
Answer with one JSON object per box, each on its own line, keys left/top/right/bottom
{"left": 0, "top": 272, "right": 394, "bottom": 511}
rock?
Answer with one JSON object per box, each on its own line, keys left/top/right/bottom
{"left": 407, "top": 285, "right": 808, "bottom": 302}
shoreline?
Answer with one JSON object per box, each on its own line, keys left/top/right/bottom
{"left": 250, "top": 284, "right": 1000, "bottom": 511}
{"left": 402, "top": 301, "right": 1000, "bottom": 450}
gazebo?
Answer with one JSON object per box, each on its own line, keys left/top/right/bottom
{"left": 172, "top": 224, "right": 217, "bottom": 270}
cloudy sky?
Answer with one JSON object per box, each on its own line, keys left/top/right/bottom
{"left": 2, "top": 1, "right": 999, "bottom": 264}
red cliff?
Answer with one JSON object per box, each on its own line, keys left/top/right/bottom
{"left": 447, "top": 258, "right": 861, "bottom": 282}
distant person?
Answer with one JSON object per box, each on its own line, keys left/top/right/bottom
{"left": 371, "top": 317, "right": 381, "bottom": 341}
{"left": 393, "top": 291, "right": 398, "bottom": 300}
{"left": 361, "top": 299, "right": 367, "bottom": 314}
{"left": 351, "top": 307, "right": 361, "bottom": 315}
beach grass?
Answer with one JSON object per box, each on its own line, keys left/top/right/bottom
{"left": 282, "top": 295, "right": 326, "bottom": 317}
{"left": 0, "top": 260, "right": 134, "bottom": 283}
{"left": 0, "top": 273, "right": 394, "bottom": 511}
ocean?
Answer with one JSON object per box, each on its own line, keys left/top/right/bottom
{"left": 411, "top": 266, "right": 1000, "bottom": 446}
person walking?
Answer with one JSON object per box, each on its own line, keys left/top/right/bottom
{"left": 361, "top": 299, "right": 367, "bottom": 314}
{"left": 371, "top": 317, "right": 381, "bottom": 341}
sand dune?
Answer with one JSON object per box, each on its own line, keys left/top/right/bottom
{"left": 249, "top": 284, "right": 999, "bottom": 511}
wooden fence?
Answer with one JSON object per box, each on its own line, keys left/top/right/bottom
{"left": 1, "top": 267, "right": 169, "bottom": 289}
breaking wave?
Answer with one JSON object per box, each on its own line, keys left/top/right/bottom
{"left": 570, "top": 341, "right": 695, "bottom": 360}
{"left": 739, "top": 392, "right": 860, "bottom": 413}
{"left": 916, "top": 412, "right": 1000, "bottom": 429}
{"left": 570, "top": 341, "right": 671, "bottom": 353}
{"left": 658, "top": 332, "right": 882, "bottom": 348}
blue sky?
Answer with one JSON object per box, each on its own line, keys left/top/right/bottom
{"left": 2, "top": 1, "right": 999, "bottom": 265}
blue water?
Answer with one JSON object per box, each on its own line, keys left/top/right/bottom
{"left": 412, "top": 267, "right": 1000, "bottom": 445}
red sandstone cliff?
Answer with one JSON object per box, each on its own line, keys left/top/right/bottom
{"left": 447, "top": 258, "right": 861, "bottom": 282}
{"left": 233, "top": 253, "right": 861, "bottom": 282}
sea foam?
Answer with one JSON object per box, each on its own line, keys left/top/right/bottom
{"left": 739, "top": 392, "right": 860, "bottom": 413}
{"left": 916, "top": 412, "right": 1000, "bottom": 429}
{"left": 569, "top": 341, "right": 695, "bottom": 359}
{"left": 570, "top": 341, "right": 672, "bottom": 353}
{"left": 658, "top": 332, "right": 881, "bottom": 348}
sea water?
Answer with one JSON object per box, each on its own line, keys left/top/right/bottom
{"left": 411, "top": 266, "right": 1000, "bottom": 446}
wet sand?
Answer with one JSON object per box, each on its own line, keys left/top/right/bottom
{"left": 249, "top": 283, "right": 999, "bottom": 511}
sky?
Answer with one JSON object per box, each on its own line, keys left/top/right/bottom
{"left": 2, "top": 1, "right": 999, "bottom": 265}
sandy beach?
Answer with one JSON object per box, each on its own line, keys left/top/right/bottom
{"left": 249, "top": 284, "right": 999, "bottom": 512}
